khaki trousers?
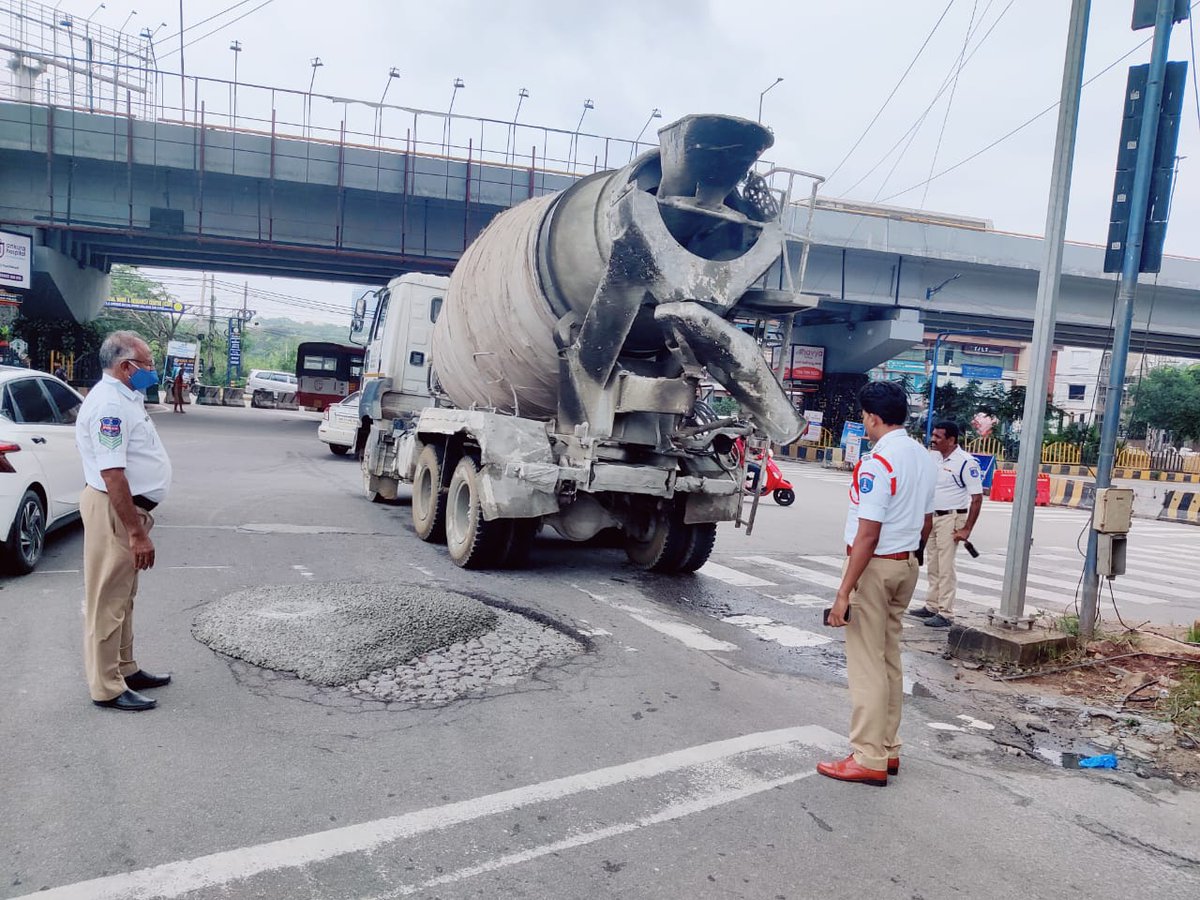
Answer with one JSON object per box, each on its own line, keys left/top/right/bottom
{"left": 924, "top": 513, "right": 966, "bottom": 618}
{"left": 844, "top": 555, "right": 919, "bottom": 771}
{"left": 81, "top": 486, "right": 153, "bottom": 701}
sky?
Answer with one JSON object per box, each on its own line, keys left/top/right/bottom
{"left": 48, "top": 0, "right": 1200, "bottom": 324}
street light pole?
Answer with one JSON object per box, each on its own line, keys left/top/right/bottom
{"left": 570, "top": 98, "right": 594, "bottom": 170}
{"left": 757, "top": 76, "right": 783, "bottom": 123}
{"left": 630, "top": 107, "right": 662, "bottom": 160}
{"left": 229, "top": 40, "right": 241, "bottom": 129}
{"left": 507, "top": 87, "right": 528, "bottom": 163}
{"left": 925, "top": 329, "right": 990, "bottom": 444}
{"left": 443, "top": 77, "right": 464, "bottom": 153}
{"left": 1079, "top": 0, "right": 1178, "bottom": 638}
{"left": 306, "top": 56, "right": 323, "bottom": 137}
{"left": 376, "top": 67, "right": 399, "bottom": 142}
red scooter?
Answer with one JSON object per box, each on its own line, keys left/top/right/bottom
{"left": 739, "top": 441, "right": 796, "bottom": 506}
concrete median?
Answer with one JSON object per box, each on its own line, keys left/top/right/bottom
{"left": 1159, "top": 490, "right": 1200, "bottom": 525}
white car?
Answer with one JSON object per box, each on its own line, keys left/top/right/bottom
{"left": 0, "top": 367, "right": 86, "bottom": 573}
{"left": 317, "top": 391, "right": 361, "bottom": 456}
{"left": 246, "top": 369, "right": 298, "bottom": 397}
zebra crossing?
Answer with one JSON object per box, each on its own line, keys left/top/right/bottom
{"left": 700, "top": 524, "right": 1199, "bottom": 621}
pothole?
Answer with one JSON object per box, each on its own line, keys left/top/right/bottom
{"left": 192, "top": 582, "right": 586, "bottom": 703}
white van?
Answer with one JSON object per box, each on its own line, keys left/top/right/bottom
{"left": 246, "top": 370, "right": 298, "bottom": 398}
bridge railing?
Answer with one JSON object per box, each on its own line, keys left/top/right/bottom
{"left": 0, "top": 48, "right": 659, "bottom": 181}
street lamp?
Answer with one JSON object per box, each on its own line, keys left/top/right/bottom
{"left": 443, "top": 77, "right": 464, "bottom": 152}
{"left": 570, "top": 98, "right": 594, "bottom": 169}
{"left": 119, "top": 10, "right": 137, "bottom": 32}
{"left": 757, "top": 76, "right": 783, "bottom": 123}
{"left": 87, "top": 2, "right": 105, "bottom": 19}
{"left": 229, "top": 40, "right": 241, "bottom": 129}
{"left": 376, "top": 67, "right": 399, "bottom": 142}
{"left": 506, "top": 87, "right": 529, "bottom": 163}
{"left": 926, "top": 329, "right": 991, "bottom": 444}
{"left": 630, "top": 107, "right": 662, "bottom": 160}
{"left": 306, "top": 56, "right": 323, "bottom": 137}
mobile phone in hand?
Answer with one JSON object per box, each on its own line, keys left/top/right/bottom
{"left": 823, "top": 607, "right": 850, "bottom": 626}
{"left": 963, "top": 540, "right": 980, "bottom": 558}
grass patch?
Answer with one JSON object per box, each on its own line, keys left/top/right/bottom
{"left": 1058, "top": 614, "right": 1080, "bottom": 637}
{"left": 1165, "top": 666, "right": 1200, "bottom": 734}
{"left": 1187, "top": 623, "right": 1200, "bottom": 645}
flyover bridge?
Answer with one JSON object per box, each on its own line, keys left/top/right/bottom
{"left": 2, "top": 65, "right": 1200, "bottom": 362}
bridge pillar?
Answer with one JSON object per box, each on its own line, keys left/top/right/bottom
{"left": 23, "top": 232, "right": 110, "bottom": 323}
{"left": 794, "top": 308, "right": 924, "bottom": 376}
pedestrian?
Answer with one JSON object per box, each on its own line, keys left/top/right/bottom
{"left": 75, "top": 331, "right": 174, "bottom": 712}
{"left": 171, "top": 368, "right": 186, "bottom": 414}
{"left": 53, "top": 364, "right": 67, "bottom": 382}
{"left": 818, "top": 381, "right": 937, "bottom": 787}
{"left": 908, "top": 421, "right": 984, "bottom": 629}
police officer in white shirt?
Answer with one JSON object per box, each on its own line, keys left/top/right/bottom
{"left": 75, "top": 331, "right": 174, "bottom": 712}
{"left": 818, "top": 381, "right": 937, "bottom": 787}
{"left": 909, "top": 420, "right": 984, "bottom": 629}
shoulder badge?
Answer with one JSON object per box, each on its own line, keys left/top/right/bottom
{"left": 859, "top": 471, "right": 875, "bottom": 494}
{"left": 98, "top": 416, "right": 123, "bottom": 449}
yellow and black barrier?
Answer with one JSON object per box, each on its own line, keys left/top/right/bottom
{"left": 1159, "top": 491, "right": 1200, "bottom": 525}
{"left": 997, "top": 462, "right": 1200, "bottom": 484}
{"left": 1047, "top": 478, "right": 1094, "bottom": 509}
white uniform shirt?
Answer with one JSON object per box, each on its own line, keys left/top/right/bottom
{"left": 931, "top": 445, "right": 984, "bottom": 511}
{"left": 844, "top": 428, "right": 938, "bottom": 554}
{"left": 76, "top": 374, "right": 173, "bottom": 503}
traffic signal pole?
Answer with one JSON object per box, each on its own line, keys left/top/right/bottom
{"left": 995, "top": 0, "right": 1090, "bottom": 627}
{"left": 1080, "top": 0, "right": 1178, "bottom": 638}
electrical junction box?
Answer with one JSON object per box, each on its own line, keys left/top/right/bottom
{"left": 1097, "top": 533, "right": 1128, "bottom": 578}
{"left": 1093, "top": 487, "right": 1135, "bottom": 534}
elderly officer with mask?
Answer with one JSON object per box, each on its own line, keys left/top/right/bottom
{"left": 76, "top": 331, "right": 173, "bottom": 712}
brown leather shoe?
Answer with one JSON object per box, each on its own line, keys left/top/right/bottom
{"left": 817, "top": 754, "right": 888, "bottom": 787}
{"left": 888, "top": 757, "right": 899, "bottom": 775}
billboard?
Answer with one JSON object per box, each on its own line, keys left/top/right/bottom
{"left": 0, "top": 230, "right": 32, "bottom": 290}
{"left": 785, "top": 346, "right": 825, "bottom": 381}
{"left": 106, "top": 296, "right": 187, "bottom": 314}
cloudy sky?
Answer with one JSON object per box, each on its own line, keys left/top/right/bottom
{"left": 54, "top": 0, "right": 1200, "bottom": 322}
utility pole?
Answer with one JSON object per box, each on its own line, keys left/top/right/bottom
{"left": 995, "top": 0, "right": 1091, "bottom": 627}
{"left": 208, "top": 272, "right": 216, "bottom": 383}
{"left": 1080, "top": 0, "right": 1184, "bottom": 637}
{"left": 178, "top": 0, "right": 186, "bottom": 121}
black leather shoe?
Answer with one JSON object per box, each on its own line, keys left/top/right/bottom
{"left": 924, "top": 614, "right": 953, "bottom": 628}
{"left": 124, "top": 670, "right": 171, "bottom": 690}
{"left": 906, "top": 607, "right": 936, "bottom": 618}
{"left": 93, "top": 689, "right": 157, "bottom": 711}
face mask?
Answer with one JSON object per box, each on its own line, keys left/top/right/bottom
{"left": 129, "top": 366, "right": 159, "bottom": 392}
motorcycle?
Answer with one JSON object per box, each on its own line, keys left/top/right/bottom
{"left": 739, "top": 441, "right": 796, "bottom": 506}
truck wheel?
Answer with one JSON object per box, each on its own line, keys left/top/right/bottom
{"left": 412, "top": 444, "right": 448, "bottom": 542}
{"left": 3, "top": 489, "right": 45, "bottom": 575}
{"left": 445, "top": 456, "right": 508, "bottom": 569}
{"left": 329, "top": 444, "right": 351, "bottom": 456}
{"left": 677, "top": 522, "right": 717, "bottom": 573}
{"left": 625, "top": 506, "right": 691, "bottom": 572}
{"left": 773, "top": 488, "right": 795, "bottom": 506}
{"left": 496, "top": 518, "right": 539, "bottom": 568}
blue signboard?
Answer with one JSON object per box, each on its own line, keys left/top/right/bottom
{"left": 886, "top": 359, "right": 927, "bottom": 374}
{"left": 960, "top": 363, "right": 1004, "bottom": 380}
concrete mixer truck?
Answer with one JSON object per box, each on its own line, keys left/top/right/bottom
{"left": 352, "top": 114, "right": 806, "bottom": 572}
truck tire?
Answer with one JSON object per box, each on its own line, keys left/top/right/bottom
{"left": 677, "top": 522, "right": 717, "bottom": 573}
{"left": 625, "top": 506, "right": 692, "bottom": 572}
{"left": 445, "top": 456, "right": 509, "bottom": 569}
{"left": 495, "top": 518, "right": 539, "bottom": 568}
{"left": 412, "top": 443, "right": 448, "bottom": 543}
{"left": 329, "top": 444, "right": 351, "bottom": 456}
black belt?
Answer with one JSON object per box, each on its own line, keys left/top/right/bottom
{"left": 935, "top": 508, "right": 968, "bottom": 516}
{"left": 132, "top": 495, "right": 158, "bottom": 512}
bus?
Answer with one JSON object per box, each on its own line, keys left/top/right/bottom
{"left": 294, "top": 342, "right": 364, "bottom": 411}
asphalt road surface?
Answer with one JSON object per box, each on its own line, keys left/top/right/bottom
{"left": 2, "top": 405, "right": 1197, "bottom": 900}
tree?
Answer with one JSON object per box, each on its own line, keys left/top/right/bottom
{"left": 99, "top": 266, "right": 197, "bottom": 359}
{"left": 1129, "top": 365, "right": 1200, "bottom": 443}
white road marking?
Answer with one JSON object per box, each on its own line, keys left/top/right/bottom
{"left": 927, "top": 722, "right": 965, "bottom": 732}
{"left": 407, "top": 563, "right": 436, "bottom": 577}
{"left": 721, "top": 615, "right": 831, "bottom": 647}
{"left": 698, "top": 561, "right": 776, "bottom": 587}
{"left": 771, "top": 593, "right": 827, "bottom": 608}
{"left": 571, "top": 584, "right": 737, "bottom": 652}
{"left": 18, "top": 726, "right": 844, "bottom": 900}
{"left": 291, "top": 564, "right": 315, "bottom": 580}
{"left": 956, "top": 714, "right": 995, "bottom": 731}
{"left": 961, "top": 559, "right": 1168, "bottom": 605}
{"left": 740, "top": 556, "right": 843, "bottom": 590}
{"left": 165, "top": 566, "right": 232, "bottom": 571}
{"left": 31, "top": 569, "right": 80, "bottom": 575}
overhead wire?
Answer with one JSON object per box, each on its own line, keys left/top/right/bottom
{"left": 824, "top": 0, "right": 958, "bottom": 187}
{"left": 157, "top": 0, "right": 275, "bottom": 59}
{"left": 920, "top": 0, "right": 980, "bottom": 208}
{"left": 840, "top": 0, "right": 1014, "bottom": 199}
{"left": 877, "top": 25, "right": 1163, "bottom": 203}
{"left": 157, "top": 0, "right": 258, "bottom": 44}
